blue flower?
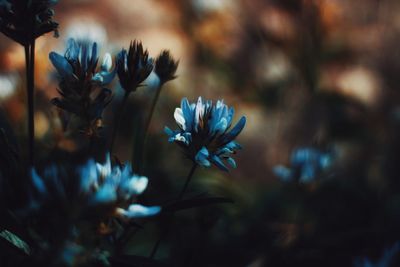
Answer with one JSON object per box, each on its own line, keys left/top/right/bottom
{"left": 80, "top": 153, "right": 160, "bottom": 219}
{"left": 165, "top": 97, "right": 246, "bottom": 171}
{"left": 273, "top": 147, "right": 333, "bottom": 183}
{"left": 354, "top": 242, "right": 400, "bottom": 267}
{"left": 116, "top": 40, "right": 154, "bottom": 93}
{"left": 49, "top": 38, "right": 116, "bottom": 136}
{"left": 30, "top": 154, "right": 160, "bottom": 221}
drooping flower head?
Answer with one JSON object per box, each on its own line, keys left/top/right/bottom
{"left": 165, "top": 97, "right": 246, "bottom": 171}
{"left": 154, "top": 50, "right": 179, "bottom": 86}
{"left": 0, "top": 0, "right": 59, "bottom": 45}
{"left": 273, "top": 147, "right": 334, "bottom": 183}
{"left": 116, "top": 40, "right": 154, "bottom": 93}
{"left": 49, "top": 38, "right": 116, "bottom": 136}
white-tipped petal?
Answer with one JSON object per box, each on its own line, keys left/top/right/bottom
{"left": 174, "top": 108, "right": 186, "bottom": 130}
{"left": 129, "top": 176, "right": 148, "bottom": 195}
{"left": 115, "top": 205, "right": 161, "bottom": 219}
{"left": 101, "top": 53, "right": 112, "bottom": 71}
{"left": 96, "top": 154, "right": 112, "bottom": 180}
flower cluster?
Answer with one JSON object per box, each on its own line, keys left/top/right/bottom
{"left": 49, "top": 38, "right": 116, "bottom": 135}
{"left": 0, "top": 0, "right": 59, "bottom": 45}
{"left": 273, "top": 147, "right": 333, "bottom": 183}
{"left": 165, "top": 97, "right": 246, "bottom": 171}
{"left": 30, "top": 154, "right": 160, "bottom": 222}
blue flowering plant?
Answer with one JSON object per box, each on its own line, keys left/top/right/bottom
{"left": 50, "top": 38, "right": 116, "bottom": 136}
{"left": 165, "top": 97, "right": 246, "bottom": 171}
{"left": 273, "top": 147, "right": 334, "bottom": 183}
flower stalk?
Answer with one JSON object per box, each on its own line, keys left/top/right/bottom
{"left": 109, "top": 91, "right": 130, "bottom": 155}
{"left": 149, "top": 163, "right": 198, "bottom": 259}
{"left": 24, "top": 40, "right": 36, "bottom": 165}
{"left": 135, "top": 84, "right": 162, "bottom": 174}
{"left": 136, "top": 50, "right": 179, "bottom": 173}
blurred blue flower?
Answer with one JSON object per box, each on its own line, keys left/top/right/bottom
{"left": 354, "top": 242, "right": 400, "bottom": 267}
{"left": 49, "top": 38, "right": 116, "bottom": 135}
{"left": 273, "top": 147, "right": 333, "bottom": 183}
{"left": 30, "top": 154, "right": 160, "bottom": 220}
{"left": 165, "top": 97, "right": 246, "bottom": 171}
{"left": 80, "top": 153, "right": 160, "bottom": 219}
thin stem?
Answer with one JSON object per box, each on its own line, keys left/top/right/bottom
{"left": 24, "top": 41, "right": 35, "bottom": 165}
{"left": 143, "top": 85, "right": 162, "bottom": 139}
{"left": 137, "top": 85, "right": 162, "bottom": 174}
{"left": 88, "top": 135, "right": 96, "bottom": 156}
{"left": 110, "top": 91, "right": 130, "bottom": 155}
{"left": 149, "top": 163, "right": 198, "bottom": 259}
{"left": 178, "top": 163, "right": 198, "bottom": 200}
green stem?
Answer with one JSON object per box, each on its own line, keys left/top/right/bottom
{"left": 24, "top": 41, "right": 35, "bottom": 165}
{"left": 110, "top": 91, "right": 130, "bottom": 155}
{"left": 149, "top": 163, "right": 198, "bottom": 259}
{"left": 137, "top": 85, "right": 162, "bottom": 174}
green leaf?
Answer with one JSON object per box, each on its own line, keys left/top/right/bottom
{"left": 0, "top": 229, "right": 30, "bottom": 255}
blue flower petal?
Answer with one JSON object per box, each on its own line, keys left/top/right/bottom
{"left": 273, "top": 165, "right": 293, "bottom": 182}
{"left": 195, "top": 147, "right": 211, "bottom": 167}
{"left": 181, "top": 98, "right": 193, "bottom": 131}
{"left": 227, "top": 157, "right": 237, "bottom": 168}
{"left": 91, "top": 183, "right": 117, "bottom": 204}
{"left": 49, "top": 52, "right": 73, "bottom": 77}
{"left": 164, "top": 126, "right": 174, "bottom": 136}
{"left": 117, "top": 204, "right": 161, "bottom": 219}
{"left": 211, "top": 155, "right": 228, "bottom": 172}
{"left": 31, "top": 169, "right": 47, "bottom": 194}
{"left": 222, "top": 116, "right": 246, "bottom": 144}
{"left": 299, "top": 163, "right": 316, "bottom": 183}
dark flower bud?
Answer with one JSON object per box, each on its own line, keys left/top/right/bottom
{"left": 154, "top": 50, "right": 179, "bottom": 85}
{"left": 0, "top": 0, "right": 59, "bottom": 45}
{"left": 116, "top": 40, "right": 154, "bottom": 93}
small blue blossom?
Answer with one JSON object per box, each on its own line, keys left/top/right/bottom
{"left": 49, "top": 38, "right": 116, "bottom": 135}
{"left": 273, "top": 147, "right": 333, "bottom": 183}
{"left": 80, "top": 153, "right": 160, "bottom": 219}
{"left": 354, "top": 242, "right": 400, "bottom": 267}
{"left": 29, "top": 154, "right": 160, "bottom": 221}
{"left": 50, "top": 38, "right": 115, "bottom": 86}
{"left": 165, "top": 97, "right": 246, "bottom": 171}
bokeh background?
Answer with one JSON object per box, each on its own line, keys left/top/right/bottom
{"left": 2, "top": 0, "right": 400, "bottom": 266}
